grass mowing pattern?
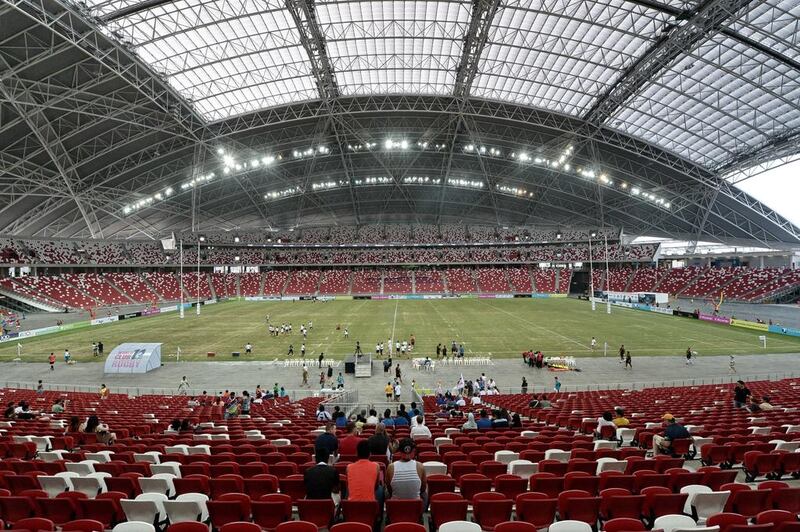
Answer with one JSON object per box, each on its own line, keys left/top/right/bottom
{"left": 1, "top": 298, "right": 798, "bottom": 362}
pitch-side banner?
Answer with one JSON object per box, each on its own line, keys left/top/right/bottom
{"left": 104, "top": 343, "right": 162, "bottom": 374}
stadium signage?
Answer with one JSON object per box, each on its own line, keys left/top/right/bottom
{"left": 141, "top": 307, "right": 161, "bottom": 316}
{"left": 91, "top": 316, "right": 119, "bottom": 325}
{"left": 0, "top": 332, "right": 18, "bottom": 342}
{"left": 698, "top": 313, "right": 730, "bottom": 325}
{"left": 104, "top": 342, "right": 162, "bottom": 374}
{"left": 730, "top": 318, "right": 769, "bottom": 331}
{"left": 768, "top": 325, "right": 800, "bottom": 337}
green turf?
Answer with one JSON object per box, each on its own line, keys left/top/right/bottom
{"left": 1, "top": 298, "right": 799, "bottom": 362}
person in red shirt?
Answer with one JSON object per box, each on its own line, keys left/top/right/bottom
{"left": 346, "top": 440, "right": 383, "bottom": 505}
{"left": 338, "top": 422, "right": 362, "bottom": 457}
{"left": 48, "top": 353, "right": 56, "bottom": 371}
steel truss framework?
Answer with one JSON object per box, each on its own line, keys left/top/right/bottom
{"left": 0, "top": 0, "right": 798, "bottom": 247}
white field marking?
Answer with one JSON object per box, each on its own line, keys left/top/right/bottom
{"left": 390, "top": 299, "right": 399, "bottom": 345}
{"left": 483, "top": 301, "right": 591, "bottom": 350}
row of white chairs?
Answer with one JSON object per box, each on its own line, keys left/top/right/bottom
{"left": 438, "top": 356, "right": 493, "bottom": 365}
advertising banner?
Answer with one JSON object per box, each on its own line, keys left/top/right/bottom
{"left": 160, "top": 305, "right": 178, "bottom": 313}
{"left": 91, "top": 316, "right": 119, "bottom": 326}
{"left": 768, "top": 325, "right": 800, "bottom": 337}
{"left": 699, "top": 313, "right": 730, "bottom": 325}
{"left": 141, "top": 307, "right": 161, "bottom": 317}
{"left": 117, "top": 312, "right": 141, "bottom": 320}
{"left": 730, "top": 319, "right": 769, "bottom": 332}
{"left": 104, "top": 343, "right": 162, "bottom": 374}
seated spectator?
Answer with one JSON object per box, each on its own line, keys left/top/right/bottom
{"left": 80, "top": 414, "right": 116, "bottom": 445}
{"left": 471, "top": 393, "right": 482, "bottom": 405}
{"left": 366, "top": 409, "right": 379, "bottom": 424}
{"left": 368, "top": 423, "right": 390, "bottom": 456}
{"left": 66, "top": 416, "right": 80, "bottom": 434}
{"left": 333, "top": 406, "right": 347, "bottom": 428}
{"left": 612, "top": 407, "right": 630, "bottom": 426}
{"left": 316, "top": 404, "right": 332, "bottom": 422}
{"left": 511, "top": 413, "right": 522, "bottom": 428}
{"left": 410, "top": 416, "right": 431, "bottom": 439}
{"left": 462, "top": 412, "right": 478, "bottom": 430}
{"left": 386, "top": 438, "right": 427, "bottom": 502}
{"left": 51, "top": 399, "right": 65, "bottom": 414}
{"left": 382, "top": 408, "right": 395, "bottom": 427}
{"left": 305, "top": 447, "right": 340, "bottom": 497}
{"left": 339, "top": 422, "right": 362, "bottom": 456}
{"left": 652, "top": 413, "right": 690, "bottom": 455}
{"left": 315, "top": 422, "right": 339, "bottom": 457}
{"left": 346, "top": 440, "right": 382, "bottom": 502}
{"left": 492, "top": 409, "right": 510, "bottom": 428}
{"left": 3, "top": 401, "right": 15, "bottom": 419}
{"left": 167, "top": 419, "right": 182, "bottom": 433}
{"left": 180, "top": 419, "right": 195, "bottom": 433}
{"left": 476, "top": 410, "right": 492, "bottom": 429}
{"left": 14, "top": 401, "right": 39, "bottom": 420}
{"left": 528, "top": 394, "right": 551, "bottom": 408}
{"left": 595, "top": 411, "right": 616, "bottom": 438}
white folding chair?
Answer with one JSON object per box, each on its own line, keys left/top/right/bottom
{"left": 72, "top": 476, "right": 105, "bottom": 498}
{"left": 544, "top": 449, "right": 571, "bottom": 462}
{"left": 508, "top": 459, "right": 537, "bottom": 479}
{"left": 691, "top": 491, "right": 730, "bottom": 524}
{"left": 680, "top": 484, "right": 712, "bottom": 514}
{"left": 66, "top": 461, "right": 96, "bottom": 476}
{"left": 186, "top": 445, "right": 211, "bottom": 455}
{"left": 548, "top": 520, "right": 593, "bottom": 532}
{"left": 594, "top": 440, "right": 617, "bottom": 451}
{"left": 164, "top": 445, "right": 188, "bottom": 455}
{"left": 422, "top": 461, "right": 447, "bottom": 476}
{"left": 121, "top": 500, "right": 161, "bottom": 526}
{"left": 38, "top": 475, "right": 71, "bottom": 497}
{"left": 434, "top": 437, "right": 451, "bottom": 451}
{"left": 439, "top": 521, "right": 481, "bottom": 532}
{"left": 494, "top": 450, "right": 519, "bottom": 465}
{"left": 653, "top": 514, "right": 697, "bottom": 532}
{"left": 596, "top": 458, "right": 627, "bottom": 474}
{"left": 163, "top": 501, "right": 205, "bottom": 524}
{"left": 175, "top": 493, "right": 209, "bottom": 522}
{"left": 38, "top": 451, "right": 67, "bottom": 463}
{"left": 271, "top": 438, "right": 291, "bottom": 447}
{"left": 113, "top": 522, "right": 156, "bottom": 532}
{"left": 150, "top": 462, "right": 181, "bottom": 477}
{"left": 138, "top": 474, "right": 175, "bottom": 497}
{"left": 134, "top": 453, "right": 161, "bottom": 464}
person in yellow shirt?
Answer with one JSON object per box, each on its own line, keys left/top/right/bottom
{"left": 384, "top": 382, "right": 394, "bottom": 401}
{"left": 612, "top": 407, "right": 630, "bottom": 426}
{"left": 99, "top": 384, "right": 110, "bottom": 400}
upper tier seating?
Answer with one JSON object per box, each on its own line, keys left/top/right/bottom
{"left": 318, "top": 270, "right": 351, "bottom": 294}
{"left": 285, "top": 270, "right": 320, "bottom": 295}
{"left": 82, "top": 242, "right": 126, "bottom": 264}
{"left": 143, "top": 272, "right": 183, "bottom": 300}
{"left": 127, "top": 243, "right": 168, "bottom": 264}
{"left": 64, "top": 274, "right": 130, "bottom": 306}
{"left": 0, "top": 239, "right": 30, "bottom": 263}
{"left": 477, "top": 268, "right": 511, "bottom": 292}
{"left": 383, "top": 269, "right": 412, "bottom": 294}
{"left": 532, "top": 268, "right": 557, "bottom": 293}
{"left": 25, "top": 241, "right": 79, "bottom": 264}
{"left": 446, "top": 268, "right": 477, "bottom": 292}
{"left": 105, "top": 273, "right": 159, "bottom": 303}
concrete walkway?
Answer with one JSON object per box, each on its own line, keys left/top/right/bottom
{"left": 3, "top": 352, "right": 799, "bottom": 406}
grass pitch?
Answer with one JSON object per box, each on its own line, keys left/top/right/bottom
{"left": 1, "top": 298, "right": 799, "bottom": 363}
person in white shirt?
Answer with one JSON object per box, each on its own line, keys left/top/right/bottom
{"left": 471, "top": 394, "right": 482, "bottom": 405}
{"left": 591, "top": 337, "right": 597, "bottom": 350}
{"left": 365, "top": 409, "right": 379, "bottom": 424}
{"left": 455, "top": 397, "right": 466, "bottom": 407}
{"left": 595, "top": 411, "right": 616, "bottom": 438}
{"left": 410, "top": 416, "right": 432, "bottom": 438}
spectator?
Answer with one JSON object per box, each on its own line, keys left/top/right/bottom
{"left": 99, "top": 384, "right": 109, "bottom": 400}
{"left": 339, "top": 422, "right": 363, "bottom": 456}
{"left": 652, "top": 414, "right": 690, "bottom": 455}
{"left": 612, "top": 407, "right": 630, "bottom": 426}
{"left": 492, "top": 409, "right": 510, "bottom": 428}
{"left": 67, "top": 416, "right": 80, "bottom": 433}
{"left": 476, "top": 410, "right": 492, "bottom": 429}
{"left": 315, "top": 422, "right": 339, "bottom": 457}
{"left": 346, "top": 440, "right": 382, "bottom": 502}
{"left": 241, "top": 391, "right": 251, "bottom": 415}
{"left": 368, "top": 423, "right": 391, "bottom": 456}
{"left": 595, "top": 411, "right": 616, "bottom": 438}
{"left": 80, "top": 414, "right": 116, "bottom": 445}
{"left": 410, "top": 416, "right": 431, "bottom": 439}
{"left": 460, "top": 412, "right": 476, "bottom": 430}
{"left": 304, "top": 447, "right": 340, "bottom": 498}
{"left": 386, "top": 438, "right": 427, "bottom": 502}
{"left": 224, "top": 392, "right": 239, "bottom": 419}
{"left": 366, "top": 409, "right": 379, "bottom": 424}
{"left": 334, "top": 406, "right": 347, "bottom": 428}
{"left": 382, "top": 408, "right": 395, "bottom": 427}
{"left": 51, "top": 399, "right": 65, "bottom": 414}
{"left": 315, "top": 404, "right": 332, "bottom": 422}
{"left": 733, "top": 380, "right": 751, "bottom": 408}
{"left": 510, "top": 413, "right": 522, "bottom": 428}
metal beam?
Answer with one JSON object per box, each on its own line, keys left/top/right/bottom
{"left": 453, "top": 0, "right": 502, "bottom": 98}
{"left": 284, "top": 0, "right": 338, "bottom": 101}
{"left": 583, "top": 0, "right": 758, "bottom": 126}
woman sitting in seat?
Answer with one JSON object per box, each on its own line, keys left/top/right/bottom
{"left": 80, "top": 414, "right": 117, "bottom": 445}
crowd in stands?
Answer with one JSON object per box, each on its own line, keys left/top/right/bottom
{"left": 0, "top": 375, "right": 798, "bottom": 532}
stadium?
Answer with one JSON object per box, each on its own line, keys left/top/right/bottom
{"left": 0, "top": 0, "right": 799, "bottom": 529}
